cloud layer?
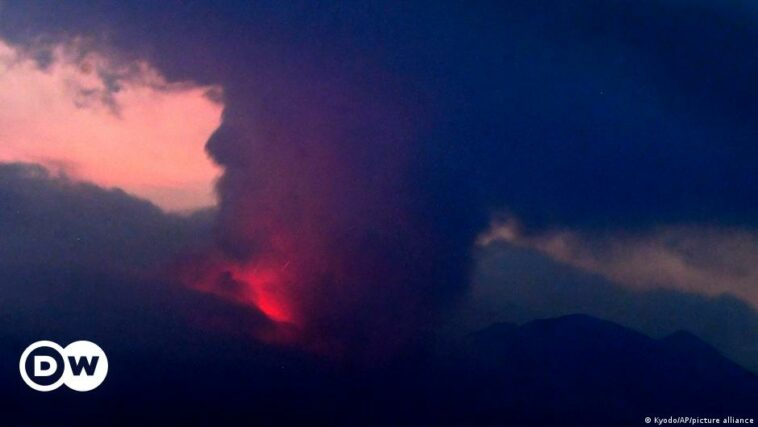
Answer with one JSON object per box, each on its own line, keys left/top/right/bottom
{"left": 480, "top": 220, "right": 758, "bottom": 310}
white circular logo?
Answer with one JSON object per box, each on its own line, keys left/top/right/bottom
{"left": 19, "top": 340, "right": 108, "bottom": 392}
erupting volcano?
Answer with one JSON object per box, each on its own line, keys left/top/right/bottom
{"left": 168, "top": 65, "right": 483, "bottom": 357}
{"left": 156, "top": 20, "right": 516, "bottom": 357}
{"left": 198, "top": 260, "right": 294, "bottom": 324}
{"left": 180, "top": 250, "right": 304, "bottom": 345}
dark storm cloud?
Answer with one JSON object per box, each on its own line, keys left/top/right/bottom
{"left": 2, "top": 1, "right": 756, "bottom": 350}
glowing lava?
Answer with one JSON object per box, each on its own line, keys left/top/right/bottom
{"left": 180, "top": 252, "right": 300, "bottom": 344}
{"left": 231, "top": 263, "right": 293, "bottom": 323}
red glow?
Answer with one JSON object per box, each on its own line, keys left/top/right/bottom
{"left": 235, "top": 265, "right": 293, "bottom": 323}
{"left": 181, "top": 253, "right": 301, "bottom": 344}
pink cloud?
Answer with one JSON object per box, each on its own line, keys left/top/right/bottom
{"left": 0, "top": 38, "right": 223, "bottom": 211}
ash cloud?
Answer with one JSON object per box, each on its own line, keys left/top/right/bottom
{"left": 2, "top": 0, "right": 757, "bottom": 353}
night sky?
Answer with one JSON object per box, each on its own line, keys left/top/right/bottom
{"left": 0, "top": 1, "right": 756, "bottom": 425}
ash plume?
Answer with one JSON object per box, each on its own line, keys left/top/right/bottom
{"left": 5, "top": 0, "right": 756, "bottom": 358}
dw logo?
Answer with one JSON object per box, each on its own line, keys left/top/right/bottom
{"left": 19, "top": 340, "right": 108, "bottom": 392}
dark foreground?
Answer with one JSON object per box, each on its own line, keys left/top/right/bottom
{"left": 2, "top": 313, "right": 756, "bottom": 426}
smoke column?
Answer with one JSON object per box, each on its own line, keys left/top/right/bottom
{"left": 185, "top": 58, "right": 484, "bottom": 357}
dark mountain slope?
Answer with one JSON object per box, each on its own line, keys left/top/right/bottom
{"left": 421, "top": 314, "right": 757, "bottom": 426}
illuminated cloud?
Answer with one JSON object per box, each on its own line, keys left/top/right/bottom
{"left": 0, "top": 38, "right": 223, "bottom": 211}
{"left": 479, "top": 219, "right": 758, "bottom": 309}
